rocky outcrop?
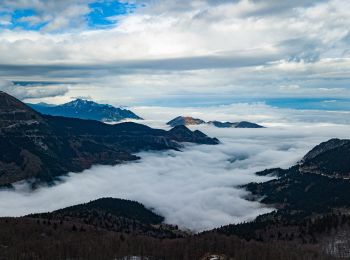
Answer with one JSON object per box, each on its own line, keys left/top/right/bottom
{"left": 299, "top": 138, "right": 350, "bottom": 178}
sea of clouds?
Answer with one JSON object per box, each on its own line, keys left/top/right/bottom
{"left": 0, "top": 104, "right": 350, "bottom": 232}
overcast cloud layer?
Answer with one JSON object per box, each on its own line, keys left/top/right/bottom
{"left": 0, "top": 105, "right": 349, "bottom": 232}
{"left": 0, "top": 0, "right": 349, "bottom": 106}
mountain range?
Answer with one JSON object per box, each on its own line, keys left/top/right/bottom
{"left": 167, "top": 116, "right": 264, "bottom": 128}
{"left": 1, "top": 91, "right": 349, "bottom": 259}
{"left": 28, "top": 99, "right": 142, "bottom": 122}
{"left": 0, "top": 91, "right": 218, "bottom": 186}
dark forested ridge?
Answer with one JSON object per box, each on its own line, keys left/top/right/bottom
{"left": 0, "top": 91, "right": 218, "bottom": 186}
{"left": 30, "top": 198, "right": 164, "bottom": 225}
{"left": 27, "top": 198, "right": 185, "bottom": 239}
{"left": 214, "top": 138, "right": 350, "bottom": 258}
{"left": 245, "top": 138, "right": 350, "bottom": 214}
{"left": 0, "top": 198, "right": 330, "bottom": 260}
{"left": 300, "top": 138, "right": 350, "bottom": 178}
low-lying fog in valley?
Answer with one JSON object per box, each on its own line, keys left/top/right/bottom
{"left": 1, "top": 104, "right": 350, "bottom": 232}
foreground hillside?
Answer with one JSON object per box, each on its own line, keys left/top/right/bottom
{"left": 0, "top": 198, "right": 327, "bottom": 260}
{"left": 0, "top": 91, "right": 219, "bottom": 186}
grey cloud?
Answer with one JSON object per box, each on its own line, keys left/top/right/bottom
{"left": 0, "top": 79, "right": 68, "bottom": 99}
{"left": 240, "top": 0, "right": 329, "bottom": 17}
{"left": 0, "top": 53, "right": 277, "bottom": 78}
{"left": 133, "top": 0, "right": 328, "bottom": 17}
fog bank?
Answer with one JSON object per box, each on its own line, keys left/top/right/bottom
{"left": 0, "top": 105, "right": 349, "bottom": 231}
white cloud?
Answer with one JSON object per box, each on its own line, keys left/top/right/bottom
{"left": 0, "top": 79, "right": 68, "bottom": 99}
{"left": 1, "top": 0, "right": 92, "bottom": 31}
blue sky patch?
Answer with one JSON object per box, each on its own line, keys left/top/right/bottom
{"left": 88, "top": 1, "right": 138, "bottom": 28}
{"left": 0, "top": 1, "right": 140, "bottom": 31}
{"left": 11, "top": 9, "right": 48, "bottom": 30}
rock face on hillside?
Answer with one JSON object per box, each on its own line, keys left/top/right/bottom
{"left": 29, "top": 99, "right": 142, "bottom": 122}
{"left": 0, "top": 92, "right": 219, "bottom": 186}
{"left": 246, "top": 138, "right": 350, "bottom": 213}
{"left": 167, "top": 116, "right": 264, "bottom": 128}
{"left": 0, "top": 92, "right": 44, "bottom": 128}
{"left": 229, "top": 138, "right": 350, "bottom": 257}
{"left": 299, "top": 138, "right": 350, "bottom": 178}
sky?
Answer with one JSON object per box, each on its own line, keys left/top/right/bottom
{"left": 0, "top": 0, "right": 349, "bottom": 110}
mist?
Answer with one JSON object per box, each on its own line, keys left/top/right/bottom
{"left": 0, "top": 105, "right": 350, "bottom": 232}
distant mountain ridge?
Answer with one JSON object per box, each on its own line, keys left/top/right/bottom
{"left": 28, "top": 99, "right": 142, "bottom": 122}
{"left": 0, "top": 91, "right": 219, "bottom": 186}
{"left": 167, "top": 116, "right": 206, "bottom": 127}
{"left": 167, "top": 116, "right": 264, "bottom": 128}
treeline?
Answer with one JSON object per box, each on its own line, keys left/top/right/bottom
{"left": 28, "top": 198, "right": 183, "bottom": 239}
{"left": 0, "top": 218, "right": 328, "bottom": 260}
{"left": 215, "top": 210, "right": 350, "bottom": 245}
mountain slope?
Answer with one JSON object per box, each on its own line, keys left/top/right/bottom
{"left": 214, "top": 138, "right": 350, "bottom": 258}
{"left": 299, "top": 138, "right": 350, "bottom": 178}
{"left": 0, "top": 92, "right": 218, "bottom": 186}
{"left": 29, "top": 99, "right": 142, "bottom": 122}
{"left": 245, "top": 138, "right": 350, "bottom": 212}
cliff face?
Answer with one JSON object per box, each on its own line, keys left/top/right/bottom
{"left": 0, "top": 92, "right": 219, "bottom": 186}
{"left": 299, "top": 138, "right": 350, "bottom": 178}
